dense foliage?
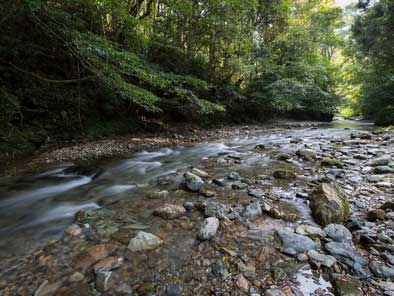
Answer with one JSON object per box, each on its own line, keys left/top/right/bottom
{"left": 0, "top": 0, "right": 356, "bottom": 158}
{"left": 343, "top": 0, "right": 394, "bottom": 125}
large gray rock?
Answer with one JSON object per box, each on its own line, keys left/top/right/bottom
{"left": 198, "top": 217, "right": 219, "bottom": 240}
{"left": 309, "top": 183, "right": 350, "bottom": 226}
{"left": 324, "top": 224, "right": 352, "bottom": 243}
{"left": 128, "top": 231, "right": 163, "bottom": 252}
{"left": 275, "top": 229, "right": 320, "bottom": 254}
{"left": 184, "top": 172, "right": 204, "bottom": 192}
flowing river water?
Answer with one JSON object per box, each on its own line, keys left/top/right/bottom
{"left": 0, "top": 119, "right": 382, "bottom": 296}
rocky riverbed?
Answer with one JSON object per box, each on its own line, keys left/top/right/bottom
{"left": 1, "top": 120, "right": 394, "bottom": 296}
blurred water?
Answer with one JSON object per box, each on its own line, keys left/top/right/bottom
{"left": 0, "top": 119, "right": 372, "bottom": 257}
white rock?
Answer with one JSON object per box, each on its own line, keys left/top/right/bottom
{"left": 198, "top": 217, "right": 219, "bottom": 240}
{"left": 128, "top": 231, "right": 163, "bottom": 252}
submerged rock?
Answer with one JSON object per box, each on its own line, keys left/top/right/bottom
{"left": 154, "top": 204, "right": 186, "bottom": 219}
{"left": 127, "top": 232, "right": 163, "bottom": 252}
{"left": 75, "top": 243, "right": 118, "bottom": 270}
{"left": 275, "top": 229, "right": 320, "bottom": 254}
{"left": 184, "top": 172, "right": 204, "bottom": 192}
{"left": 198, "top": 217, "right": 219, "bottom": 240}
{"left": 309, "top": 183, "right": 350, "bottom": 226}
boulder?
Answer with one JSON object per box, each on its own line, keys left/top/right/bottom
{"left": 127, "top": 232, "right": 163, "bottom": 252}
{"left": 198, "top": 217, "right": 219, "bottom": 240}
{"left": 184, "top": 172, "right": 204, "bottom": 192}
{"left": 309, "top": 183, "right": 350, "bottom": 226}
{"left": 153, "top": 204, "right": 186, "bottom": 220}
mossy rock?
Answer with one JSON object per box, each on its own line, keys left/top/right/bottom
{"left": 321, "top": 158, "right": 343, "bottom": 168}
{"left": 309, "top": 183, "right": 350, "bottom": 226}
{"left": 273, "top": 169, "right": 296, "bottom": 179}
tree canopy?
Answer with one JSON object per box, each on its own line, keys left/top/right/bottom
{"left": 0, "top": 0, "right": 392, "bottom": 158}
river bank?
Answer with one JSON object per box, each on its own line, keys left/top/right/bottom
{"left": 1, "top": 120, "right": 394, "bottom": 296}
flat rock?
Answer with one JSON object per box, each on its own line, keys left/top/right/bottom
{"left": 276, "top": 229, "right": 320, "bottom": 254}
{"left": 296, "top": 224, "right": 326, "bottom": 238}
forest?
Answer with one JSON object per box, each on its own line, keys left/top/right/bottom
{"left": 0, "top": 0, "right": 393, "bottom": 159}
